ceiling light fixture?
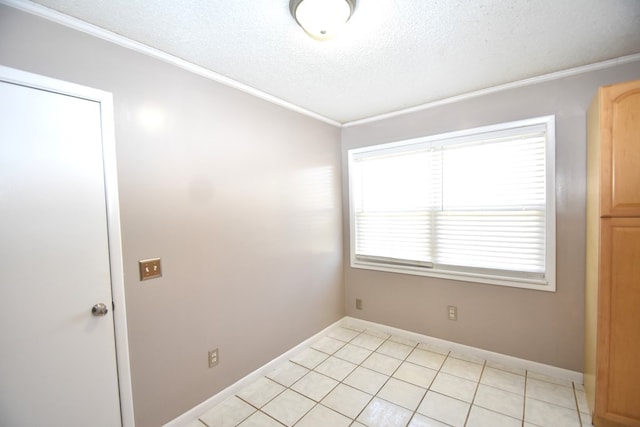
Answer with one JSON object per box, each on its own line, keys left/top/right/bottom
{"left": 290, "top": 0, "right": 356, "bottom": 40}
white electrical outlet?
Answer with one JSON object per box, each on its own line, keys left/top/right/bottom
{"left": 208, "top": 348, "right": 219, "bottom": 368}
{"left": 447, "top": 306, "right": 458, "bottom": 321}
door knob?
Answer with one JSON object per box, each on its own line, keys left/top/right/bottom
{"left": 91, "top": 303, "right": 109, "bottom": 316}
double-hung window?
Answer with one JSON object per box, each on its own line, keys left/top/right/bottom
{"left": 348, "top": 116, "right": 555, "bottom": 291}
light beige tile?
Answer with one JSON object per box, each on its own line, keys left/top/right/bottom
{"left": 183, "top": 419, "right": 207, "bottom": 427}
{"left": 328, "top": 327, "right": 360, "bottom": 342}
{"left": 343, "top": 366, "right": 389, "bottom": 395}
{"left": 406, "top": 348, "right": 447, "bottom": 370}
{"left": 389, "top": 335, "right": 419, "bottom": 347}
{"left": 417, "top": 342, "right": 450, "bottom": 355}
{"left": 474, "top": 384, "right": 524, "bottom": 419}
{"left": 351, "top": 333, "right": 385, "bottom": 351}
{"left": 357, "top": 397, "right": 413, "bottom": 427}
{"left": 290, "top": 348, "right": 329, "bottom": 370}
{"left": 291, "top": 371, "right": 338, "bottom": 402}
{"left": 430, "top": 372, "right": 478, "bottom": 403}
{"left": 295, "top": 404, "right": 351, "bottom": 427}
{"left": 526, "top": 378, "right": 576, "bottom": 409}
{"left": 408, "top": 413, "right": 451, "bottom": 427}
{"left": 365, "top": 329, "right": 391, "bottom": 339}
{"left": 417, "top": 391, "right": 470, "bottom": 427}
{"left": 466, "top": 405, "right": 521, "bottom": 427}
{"left": 262, "top": 389, "right": 315, "bottom": 427}
{"left": 377, "top": 377, "right": 426, "bottom": 411}
{"left": 377, "top": 340, "right": 414, "bottom": 360}
{"left": 486, "top": 360, "right": 526, "bottom": 376}
{"left": 362, "top": 352, "right": 403, "bottom": 375}
{"left": 440, "top": 356, "right": 483, "bottom": 382}
{"left": 314, "top": 356, "right": 357, "bottom": 381}
{"left": 236, "top": 410, "right": 283, "bottom": 427}
{"left": 449, "top": 351, "right": 485, "bottom": 364}
{"left": 480, "top": 366, "right": 525, "bottom": 395}
{"left": 334, "top": 343, "right": 372, "bottom": 365}
{"left": 574, "top": 388, "right": 590, "bottom": 414}
{"left": 199, "top": 396, "right": 255, "bottom": 427}
{"left": 527, "top": 370, "right": 573, "bottom": 387}
{"left": 236, "top": 377, "right": 285, "bottom": 408}
{"left": 311, "top": 336, "right": 346, "bottom": 355}
{"left": 524, "top": 397, "right": 581, "bottom": 427}
{"left": 393, "top": 361, "right": 437, "bottom": 388}
{"left": 266, "top": 361, "right": 309, "bottom": 387}
{"left": 321, "top": 384, "right": 372, "bottom": 419}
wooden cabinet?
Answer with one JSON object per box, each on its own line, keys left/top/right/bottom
{"left": 585, "top": 79, "right": 640, "bottom": 427}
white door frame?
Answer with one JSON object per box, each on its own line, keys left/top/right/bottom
{"left": 0, "top": 65, "right": 134, "bottom": 427}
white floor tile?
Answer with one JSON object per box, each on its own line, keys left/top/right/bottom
{"left": 357, "top": 397, "right": 414, "bottom": 427}
{"left": 480, "top": 366, "right": 525, "bottom": 395}
{"left": 486, "top": 360, "right": 526, "bottom": 376}
{"left": 417, "top": 342, "right": 450, "bottom": 355}
{"left": 524, "top": 397, "right": 581, "bottom": 427}
{"left": 377, "top": 340, "right": 414, "bottom": 360}
{"left": 417, "top": 391, "right": 470, "bottom": 427}
{"left": 343, "top": 366, "right": 389, "bottom": 395}
{"left": 389, "top": 335, "right": 420, "bottom": 347}
{"left": 362, "top": 352, "right": 403, "bottom": 375}
{"left": 574, "top": 388, "right": 590, "bottom": 414}
{"left": 290, "top": 348, "right": 328, "bottom": 370}
{"left": 321, "top": 384, "right": 372, "bottom": 419}
{"left": 290, "top": 371, "right": 338, "bottom": 402}
{"left": 311, "top": 336, "right": 346, "bottom": 355}
{"left": 408, "top": 413, "right": 451, "bottom": 427}
{"left": 393, "top": 361, "right": 438, "bottom": 388}
{"left": 236, "top": 377, "right": 285, "bottom": 408}
{"left": 236, "top": 410, "right": 284, "bottom": 427}
{"left": 295, "top": 404, "right": 351, "bottom": 427}
{"left": 199, "top": 396, "right": 255, "bottom": 427}
{"left": 364, "top": 329, "right": 391, "bottom": 339}
{"left": 473, "top": 383, "right": 524, "bottom": 419}
{"left": 377, "top": 377, "right": 426, "bottom": 411}
{"left": 183, "top": 419, "right": 207, "bottom": 427}
{"left": 527, "top": 370, "right": 573, "bottom": 387}
{"left": 334, "top": 343, "right": 373, "bottom": 365}
{"left": 526, "top": 377, "right": 576, "bottom": 409}
{"left": 466, "top": 405, "right": 521, "bottom": 427}
{"left": 406, "top": 348, "right": 447, "bottom": 370}
{"left": 327, "top": 327, "right": 360, "bottom": 342}
{"left": 261, "top": 389, "right": 315, "bottom": 427}
{"left": 440, "top": 356, "right": 484, "bottom": 382}
{"left": 351, "top": 333, "right": 385, "bottom": 351}
{"left": 430, "top": 371, "right": 478, "bottom": 403}
{"left": 266, "top": 361, "right": 309, "bottom": 387}
{"left": 314, "top": 356, "right": 357, "bottom": 381}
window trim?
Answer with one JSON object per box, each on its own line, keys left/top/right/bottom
{"left": 347, "top": 116, "right": 556, "bottom": 292}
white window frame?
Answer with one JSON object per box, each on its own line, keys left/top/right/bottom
{"left": 348, "top": 116, "right": 556, "bottom": 292}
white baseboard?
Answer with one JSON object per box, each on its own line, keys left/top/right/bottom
{"left": 340, "top": 316, "right": 583, "bottom": 384}
{"left": 165, "top": 316, "right": 583, "bottom": 426}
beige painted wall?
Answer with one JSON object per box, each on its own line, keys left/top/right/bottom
{"left": 0, "top": 5, "right": 344, "bottom": 426}
{"left": 342, "top": 59, "right": 640, "bottom": 372}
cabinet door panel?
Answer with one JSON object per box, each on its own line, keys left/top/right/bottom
{"left": 596, "top": 218, "right": 640, "bottom": 426}
{"left": 601, "top": 80, "right": 640, "bottom": 216}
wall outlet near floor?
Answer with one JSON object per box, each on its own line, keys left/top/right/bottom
{"left": 447, "top": 306, "right": 458, "bottom": 321}
{"left": 355, "top": 298, "right": 363, "bottom": 310}
{"left": 208, "top": 348, "right": 219, "bottom": 368}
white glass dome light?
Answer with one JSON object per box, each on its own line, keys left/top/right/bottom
{"left": 290, "top": 0, "right": 357, "bottom": 40}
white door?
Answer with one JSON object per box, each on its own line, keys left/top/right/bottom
{"left": 0, "top": 70, "right": 125, "bottom": 426}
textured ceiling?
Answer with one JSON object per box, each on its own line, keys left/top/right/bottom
{"left": 22, "top": 0, "right": 640, "bottom": 123}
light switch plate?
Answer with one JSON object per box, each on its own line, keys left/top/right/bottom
{"left": 139, "top": 258, "right": 162, "bottom": 281}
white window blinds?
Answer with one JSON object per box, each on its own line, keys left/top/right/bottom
{"left": 349, "top": 116, "right": 555, "bottom": 290}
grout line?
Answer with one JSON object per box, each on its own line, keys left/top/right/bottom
{"left": 522, "top": 370, "right": 529, "bottom": 427}
{"left": 463, "top": 360, "right": 487, "bottom": 426}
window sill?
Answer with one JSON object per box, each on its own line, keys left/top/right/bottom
{"left": 350, "top": 259, "right": 556, "bottom": 292}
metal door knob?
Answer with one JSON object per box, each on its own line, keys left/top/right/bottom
{"left": 91, "top": 303, "right": 109, "bottom": 316}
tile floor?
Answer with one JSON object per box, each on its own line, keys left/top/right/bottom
{"left": 186, "top": 324, "right": 592, "bottom": 427}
